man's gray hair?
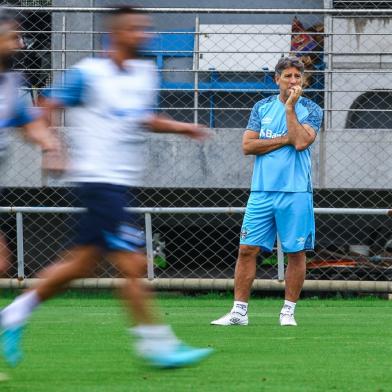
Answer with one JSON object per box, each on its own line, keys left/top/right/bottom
{"left": 275, "top": 56, "right": 304, "bottom": 75}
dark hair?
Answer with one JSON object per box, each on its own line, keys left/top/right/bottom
{"left": 109, "top": 6, "right": 142, "bottom": 18}
{"left": 275, "top": 56, "right": 304, "bottom": 75}
{"left": 106, "top": 5, "right": 144, "bottom": 30}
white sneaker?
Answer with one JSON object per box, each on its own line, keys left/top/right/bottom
{"left": 210, "top": 312, "right": 248, "bottom": 326}
{"left": 279, "top": 312, "right": 297, "bottom": 326}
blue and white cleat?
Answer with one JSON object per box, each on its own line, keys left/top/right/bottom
{"left": 144, "top": 344, "right": 214, "bottom": 369}
{"left": 1, "top": 325, "right": 24, "bottom": 367}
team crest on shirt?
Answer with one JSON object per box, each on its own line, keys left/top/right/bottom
{"left": 240, "top": 227, "right": 248, "bottom": 240}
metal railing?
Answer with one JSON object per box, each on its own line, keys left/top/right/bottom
{"left": 0, "top": 206, "right": 391, "bottom": 291}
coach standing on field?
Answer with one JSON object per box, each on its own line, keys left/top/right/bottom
{"left": 212, "top": 56, "right": 323, "bottom": 327}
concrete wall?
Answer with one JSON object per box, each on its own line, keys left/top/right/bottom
{"left": 331, "top": 17, "right": 392, "bottom": 130}
{"left": 6, "top": 127, "right": 391, "bottom": 190}
{"left": 317, "top": 130, "right": 392, "bottom": 189}
{"left": 0, "top": 133, "right": 42, "bottom": 187}
{"left": 0, "top": 128, "right": 254, "bottom": 188}
{"left": 332, "top": 17, "right": 392, "bottom": 70}
{"left": 330, "top": 73, "right": 392, "bottom": 130}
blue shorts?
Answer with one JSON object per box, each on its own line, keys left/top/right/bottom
{"left": 240, "top": 191, "right": 315, "bottom": 253}
{"left": 73, "top": 183, "right": 146, "bottom": 253}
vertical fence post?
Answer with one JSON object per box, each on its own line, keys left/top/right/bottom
{"left": 320, "top": 0, "right": 333, "bottom": 188}
{"left": 193, "top": 15, "right": 200, "bottom": 124}
{"left": 16, "top": 212, "right": 25, "bottom": 281}
{"left": 277, "top": 235, "right": 284, "bottom": 282}
{"left": 145, "top": 213, "right": 155, "bottom": 280}
{"left": 60, "top": 13, "right": 66, "bottom": 128}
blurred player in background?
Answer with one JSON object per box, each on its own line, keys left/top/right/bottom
{"left": 1, "top": 6, "right": 212, "bottom": 368}
{"left": 211, "top": 56, "right": 323, "bottom": 327}
{"left": 0, "top": 10, "right": 58, "bottom": 277}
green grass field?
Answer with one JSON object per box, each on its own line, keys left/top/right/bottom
{"left": 1, "top": 293, "right": 392, "bottom": 392}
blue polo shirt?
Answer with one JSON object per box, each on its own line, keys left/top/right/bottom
{"left": 246, "top": 95, "right": 323, "bottom": 192}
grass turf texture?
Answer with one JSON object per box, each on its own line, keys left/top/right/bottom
{"left": 1, "top": 294, "right": 392, "bottom": 392}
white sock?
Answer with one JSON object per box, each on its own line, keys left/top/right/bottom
{"left": 282, "top": 300, "right": 296, "bottom": 314}
{"left": 1, "top": 290, "right": 40, "bottom": 329}
{"left": 231, "top": 301, "right": 248, "bottom": 316}
{"left": 131, "top": 324, "right": 180, "bottom": 356}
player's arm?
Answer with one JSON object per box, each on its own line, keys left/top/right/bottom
{"left": 285, "top": 86, "right": 316, "bottom": 151}
{"left": 22, "top": 118, "right": 65, "bottom": 175}
{"left": 18, "top": 70, "right": 80, "bottom": 174}
{"left": 39, "top": 67, "right": 86, "bottom": 117}
{"left": 10, "top": 94, "right": 60, "bottom": 153}
{"left": 21, "top": 118, "right": 59, "bottom": 152}
{"left": 30, "top": 68, "right": 86, "bottom": 174}
{"left": 243, "top": 101, "right": 288, "bottom": 155}
{"left": 242, "top": 130, "right": 289, "bottom": 155}
{"left": 147, "top": 114, "right": 208, "bottom": 140}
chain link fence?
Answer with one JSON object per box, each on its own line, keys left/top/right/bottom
{"left": 1, "top": 1, "right": 392, "bottom": 289}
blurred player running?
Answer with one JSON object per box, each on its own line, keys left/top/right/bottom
{"left": 0, "top": 10, "right": 58, "bottom": 277}
{"left": 0, "top": 6, "right": 213, "bottom": 368}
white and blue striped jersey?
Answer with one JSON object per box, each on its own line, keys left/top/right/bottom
{"left": 246, "top": 95, "right": 323, "bottom": 192}
{"left": 48, "top": 57, "right": 158, "bottom": 186}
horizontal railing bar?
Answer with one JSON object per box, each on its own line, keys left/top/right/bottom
{"left": 17, "top": 30, "right": 392, "bottom": 37}
{"left": 14, "top": 68, "right": 392, "bottom": 76}
{"left": 16, "top": 69, "right": 392, "bottom": 75}
{"left": 21, "top": 103, "right": 392, "bottom": 112}
{"left": 142, "top": 51, "right": 392, "bottom": 55}
{"left": 157, "top": 89, "right": 391, "bottom": 93}
{"left": 2, "top": 278, "right": 392, "bottom": 292}
{"left": 0, "top": 207, "right": 389, "bottom": 215}
{"left": 22, "top": 106, "right": 392, "bottom": 112}
{"left": 16, "top": 87, "right": 391, "bottom": 94}
{"left": 4, "top": 7, "right": 392, "bottom": 15}
{"left": 325, "top": 128, "right": 392, "bottom": 131}
{"left": 153, "top": 108, "right": 392, "bottom": 112}
{"left": 16, "top": 49, "right": 392, "bottom": 55}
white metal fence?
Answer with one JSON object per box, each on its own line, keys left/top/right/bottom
{"left": 0, "top": 2, "right": 392, "bottom": 290}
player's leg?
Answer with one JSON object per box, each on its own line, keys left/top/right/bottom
{"left": 34, "top": 245, "right": 99, "bottom": 300}
{"left": 279, "top": 251, "right": 306, "bottom": 326}
{"left": 110, "top": 249, "right": 213, "bottom": 368}
{"left": 110, "top": 250, "right": 155, "bottom": 325}
{"left": 0, "top": 184, "right": 104, "bottom": 366}
{"left": 98, "top": 185, "right": 213, "bottom": 368}
{"left": 0, "top": 245, "right": 99, "bottom": 366}
{"left": 285, "top": 252, "right": 306, "bottom": 304}
{"left": 1, "top": 182, "right": 103, "bottom": 325}
{"left": 234, "top": 245, "right": 259, "bottom": 302}
{"left": 211, "top": 191, "right": 276, "bottom": 326}
{"left": 275, "top": 192, "right": 315, "bottom": 326}
{"left": 3, "top": 245, "right": 98, "bottom": 320}
{"left": 0, "top": 232, "right": 10, "bottom": 277}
